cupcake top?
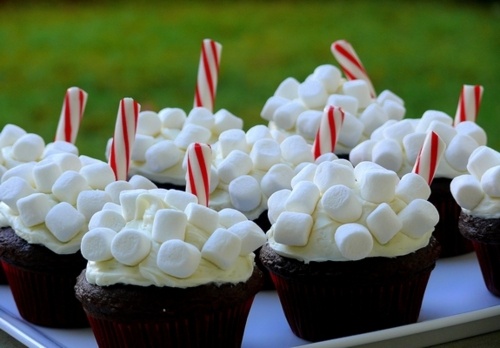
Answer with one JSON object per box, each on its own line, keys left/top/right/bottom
{"left": 208, "top": 124, "right": 339, "bottom": 221}
{"left": 266, "top": 160, "right": 439, "bottom": 262}
{"left": 108, "top": 107, "right": 243, "bottom": 186}
{"left": 0, "top": 152, "right": 156, "bottom": 254}
{"left": 349, "top": 110, "right": 487, "bottom": 179}
{"left": 82, "top": 188, "right": 266, "bottom": 288}
{"left": 451, "top": 145, "right": 500, "bottom": 218}
{"left": 260, "top": 64, "right": 405, "bottom": 156}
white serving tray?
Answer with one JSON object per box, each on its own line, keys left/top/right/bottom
{"left": 1, "top": 252, "right": 500, "bottom": 348}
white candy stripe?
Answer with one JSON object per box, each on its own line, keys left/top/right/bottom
{"left": 54, "top": 87, "right": 88, "bottom": 143}
{"left": 312, "top": 105, "right": 344, "bottom": 159}
{"left": 412, "top": 131, "right": 446, "bottom": 184}
{"left": 186, "top": 143, "right": 212, "bottom": 206}
{"left": 331, "top": 40, "right": 376, "bottom": 98}
{"left": 194, "top": 39, "right": 222, "bottom": 112}
{"left": 109, "top": 98, "right": 140, "bottom": 181}
{"left": 454, "top": 84, "right": 484, "bottom": 126}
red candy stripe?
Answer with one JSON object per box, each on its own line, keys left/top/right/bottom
{"left": 186, "top": 143, "right": 212, "bottom": 206}
{"left": 412, "top": 131, "right": 445, "bottom": 185}
{"left": 55, "top": 87, "right": 88, "bottom": 143}
{"left": 312, "top": 105, "right": 345, "bottom": 159}
{"left": 454, "top": 84, "right": 484, "bottom": 125}
{"left": 194, "top": 39, "right": 222, "bottom": 112}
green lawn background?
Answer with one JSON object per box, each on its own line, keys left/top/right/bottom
{"left": 0, "top": 0, "right": 499, "bottom": 161}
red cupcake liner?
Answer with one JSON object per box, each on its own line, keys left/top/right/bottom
{"left": 2, "top": 260, "right": 88, "bottom": 328}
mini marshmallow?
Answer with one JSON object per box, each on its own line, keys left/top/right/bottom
{"left": 342, "top": 80, "right": 372, "bottom": 108}
{"left": 250, "top": 138, "right": 281, "bottom": 171}
{"left": 137, "top": 111, "right": 162, "bottom": 136}
{"left": 185, "top": 107, "right": 215, "bottom": 129}
{"left": 79, "top": 155, "right": 101, "bottom": 166}
{"left": 0, "top": 124, "right": 26, "bottom": 148}
{"left": 381, "top": 119, "right": 415, "bottom": 144}
{"left": 313, "top": 161, "right": 356, "bottom": 192}
{"left": 77, "top": 190, "right": 113, "bottom": 221}
{"left": 33, "top": 159, "right": 62, "bottom": 193}
{"left": 372, "top": 138, "right": 403, "bottom": 173}
{"left": 450, "top": 174, "right": 485, "bottom": 210}
{"left": 399, "top": 199, "right": 439, "bottom": 239}
{"left": 274, "top": 77, "right": 300, "bottom": 99}
{"left": 467, "top": 146, "right": 500, "bottom": 180}
{"left": 296, "top": 110, "right": 322, "bottom": 140}
{"left": 165, "top": 190, "right": 198, "bottom": 210}
{"left": 246, "top": 125, "right": 273, "bottom": 146}
{"left": 201, "top": 228, "right": 242, "bottom": 270}
{"left": 1, "top": 162, "right": 35, "bottom": 186}
{"left": 17, "top": 193, "right": 55, "bottom": 227}
{"left": 426, "top": 121, "right": 457, "bottom": 145}
{"left": 49, "top": 153, "right": 82, "bottom": 172}
{"left": 145, "top": 140, "right": 182, "bottom": 172}
{"left": 227, "top": 220, "right": 266, "bottom": 254}
{"left": 213, "top": 109, "right": 243, "bottom": 134}
{"left": 370, "top": 120, "right": 397, "bottom": 142}
{"left": 229, "top": 175, "right": 262, "bottom": 212}
{"left": 312, "top": 64, "right": 342, "bottom": 93}
{"left": 444, "top": 134, "right": 479, "bottom": 172}
{"left": 119, "top": 189, "right": 147, "bottom": 221}
{"left": 128, "top": 175, "right": 157, "bottom": 190}
{"left": 321, "top": 184, "right": 362, "bottom": 223}
{"left": 260, "top": 163, "right": 294, "bottom": 198}
{"left": 267, "top": 189, "right": 291, "bottom": 224}
{"left": 261, "top": 96, "right": 289, "bottom": 122}
{"left": 217, "top": 150, "right": 253, "bottom": 183}
{"left": 134, "top": 192, "right": 168, "bottom": 220}
{"left": 273, "top": 100, "right": 306, "bottom": 131}
{"left": 280, "top": 135, "right": 314, "bottom": 165}
{"left": 335, "top": 223, "right": 374, "bottom": 260}
{"left": 455, "top": 121, "right": 487, "bottom": 146}
{"left": 402, "top": 132, "right": 426, "bottom": 167}
{"left": 382, "top": 99, "right": 406, "bottom": 121}
{"left": 349, "top": 140, "right": 375, "bottom": 168}
{"left": 274, "top": 211, "right": 313, "bottom": 246}
{"left": 218, "top": 208, "right": 248, "bottom": 228}
{"left": 51, "top": 171, "right": 90, "bottom": 205}
{"left": 158, "top": 108, "right": 187, "bottom": 129}
{"left": 152, "top": 209, "right": 187, "bottom": 243}
{"left": 415, "top": 110, "right": 453, "bottom": 133}
{"left": 105, "top": 180, "right": 134, "bottom": 203}
{"left": 285, "top": 180, "right": 320, "bottom": 215}
{"left": 45, "top": 202, "right": 86, "bottom": 242}
{"left": 366, "top": 203, "right": 402, "bottom": 244}
{"left": 185, "top": 202, "right": 220, "bottom": 233}
{"left": 298, "top": 79, "right": 328, "bottom": 109}
{"left": 88, "top": 209, "right": 127, "bottom": 232}
{"left": 111, "top": 229, "right": 151, "bottom": 266}
{"left": 396, "top": 172, "right": 431, "bottom": 203}
{"left": 359, "top": 104, "right": 388, "bottom": 136}
{"left": 43, "top": 141, "right": 78, "bottom": 157}
{"left": 174, "top": 124, "right": 211, "bottom": 150}
{"left": 353, "top": 161, "right": 386, "bottom": 181}
{"left": 79, "top": 162, "right": 115, "bottom": 189}
{"left": 377, "top": 89, "right": 404, "bottom": 106}
{"left": 157, "top": 239, "right": 201, "bottom": 278}
{"left": 290, "top": 163, "right": 317, "bottom": 188}
{"left": 217, "top": 129, "right": 248, "bottom": 157}
{"left": 358, "top": 168, "right": 399, "bottom": 203}
{"left": 131, "top": 134, "right": 155, "bottom": 162}
{"left": 0, "top": 177, "right": 36, "bottom": 213}
{"left": 11, "top": 133, "right": 45, "bottom": 162}
{"left": 327, "top": 94, "right": 358, "bottom": 116}
{"left": 481, "top": 166, "right": 500, "bottom": 198}
{"left": 336, "top": 112, "right": 364, "bottom": 148}
{"left": 81, "top": 228, "right": 117, "bottom": 261}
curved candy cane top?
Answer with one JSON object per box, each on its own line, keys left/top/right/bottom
{"left": 54, "top": 87, "right": 88, "bottom": 144}
{"left": 194, "top": 39, "right": 222, "bottom": 112}
{"left": 454, "top": 84, "right": 484, "bottom": 126}
{"left": 186, "top": 143, "right": 212, "bottom": 206}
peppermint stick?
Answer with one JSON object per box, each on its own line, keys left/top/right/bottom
{"left": 54, "top": 87, "right": 88, "bottom": 143}
{"left": 194, "top": 39, "right": 222, "bottom": 112}
{"left": 312, "top": 105, "right": 345, "bottom": 159}
{"left": 331, "top": 40, "right": 376, "bottom": 98}
{"left": 412, "top": 131, "right": 446, "bottom": 185}
{"left": 186, "top": 143, "right": 212, "bottom": 206}
{"left": 454, "top": 84, "right": 484, "bottom": 126}
{"left": 109, "top": 98, "right": 140, "bottom": 181}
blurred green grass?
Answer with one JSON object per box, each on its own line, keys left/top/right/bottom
{"left": 0, "top": 0, "right": 499, "bottom": 160}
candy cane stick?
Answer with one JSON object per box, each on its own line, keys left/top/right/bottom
{"left": 54, "top": 87, "right": 88, "bottom": 143}
{"left": 331, "top": 40, "right": 376, "bottom": 98}
{"left": 312, "top": 105, "right": 345, "bottom": 159}
{"left": 454, "top": 84, "right": 484, "bottom": 126}
{"left": 109, "top": 98, "right": 140, "bottom": 181}
{"left": 412, "top": 131, "right": 446, "bottom": 185}
{"left": 194, "top": 39, "right": 222, "bottom": 112}
{"left": 186, "top": 143, "right": 212, "bottom": 206}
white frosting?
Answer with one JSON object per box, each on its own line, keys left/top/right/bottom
{"left": 111, "top": 107, "right": 243, "bottom": 185}
{"left": 267, "top": 160, "right": 438, "bottom": 262}
{"left": 261, "top": 64, "right": 406, "bottom": 156}
{"left": 349, "top": 111, "right": 487, "bottom": 179}
{"left": 83, "top": 189, "right": 266, "bottom": 288}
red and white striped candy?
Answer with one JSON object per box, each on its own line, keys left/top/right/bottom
{"left": 108, "top": 98, "right": 140, "bottom": 181}
{"left": 312, "top": 105, "right": 345, "bottom": 159}
{"left": 454, "top": 84, "right": 484, "bottom": 126}
{"left": 55, "top": 87, "right": 88, "bottom": 143}
{"left": 412, "top": 131, "right": 446, "bottom": 185}
{"left": 186, "top": 143, "right": 212, "bottom": 206}
{"left": 331, "top": 40, "right": 376, "bottom": 98}
{"left": 194, "top": 39, "right": 222, "bottom": 112}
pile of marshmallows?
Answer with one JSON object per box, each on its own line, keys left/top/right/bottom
{"left": 268, "top": 160, "right": 439, "bottom": 261}
{"left": 82, "top": 189, "right": 266, "bottom": 278}
{"left": 260, "top": 64, "right": 405, "bottom": 153}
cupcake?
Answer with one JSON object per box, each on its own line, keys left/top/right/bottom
{"left": 107, "top": 106, "right": 243, "bottom": 190}
{"left": 75, "top": 188, "right": 266, "bottom": 347}
{"left": 350, "top": 109, "right": 487, "bottom": 257}
{"left": 451, "top": 146, "right": 500, "bottom": 296}
{"left": 260, "top": 160, "right": 441, "bottom": 341}
{"left": 0, "top": 152, "right": 156, "bottom": 328}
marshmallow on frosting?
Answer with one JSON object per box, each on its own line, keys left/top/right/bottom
{"left": 261, "top": 64, "right": 406, "bottom": 156}
{"left": 267, "top": 160, "right": 438, "bottom": 262}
